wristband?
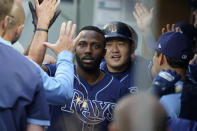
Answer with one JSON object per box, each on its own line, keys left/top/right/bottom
{"left": 35, "top": 28, "right": 48, "bottom": 32}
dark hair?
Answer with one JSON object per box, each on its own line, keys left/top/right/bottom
{"left": 79, "top": 26, "right": 105, "bottom": 37}
{"left": 79, "top": 26, "right": 105, "bottom": 46}
{"left": 155, "top": 50, "right": 189, "bottom": 69}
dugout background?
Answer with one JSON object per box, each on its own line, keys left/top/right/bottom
{"left": 18, "top": 0, "right": 192, "bottom": 59}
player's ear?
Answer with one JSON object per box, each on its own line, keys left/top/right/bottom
{"left": 2, "top": 16, "right": 9, "bottom": 29}
{"left": 159, "top": 53, "right": 164, "bottom": 65}
{"left": 0, "top": 16, "right": 9, "bottom": 36}
{"left": 17, "top": 24, "right": 24, "bottom": 35}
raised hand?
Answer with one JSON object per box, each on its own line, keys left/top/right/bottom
{"left": 133, "top": 3, "right": 154, "bottom": 32}
{"left": 28, "top": 0, "right": 61, "bottom": 30}
{"left": 161, "top": 24, "right": 182, "bottom": 34}
{"left": 152, "top": 70, "right": 181, "bottom": 97}
{"left": 43, "top": 21, "right": 80, "bottom": 55}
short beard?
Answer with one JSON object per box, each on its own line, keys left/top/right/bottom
{"left": 11, "top": 32, "right": 20, "bottom": 44}
{"left": 76, "top": 55, "right": 102, "bottom": 73}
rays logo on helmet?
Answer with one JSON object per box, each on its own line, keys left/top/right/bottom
{"left": 106, "top": 24, "right": 117, "bottom": 33}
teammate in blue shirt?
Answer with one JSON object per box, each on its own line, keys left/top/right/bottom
{"left": 0, "top": 0, "right": 78, "bottom": 130}
{"left": 2, "top": 0, "right": 74, "bottom": 106}
{"left": 0, "top": 36, "right": 50, "bottom": 131}
{"left": 150, "top": 32, "right": 196, "bottom": 120}
{"left": 100, "top": 21, "right": 151, "bottom": 94}
{"left": 44, "top": 26, "right": 128, "bottom": 131}
{"left": 0, "top": 0, "right": 49, "bottom": 130}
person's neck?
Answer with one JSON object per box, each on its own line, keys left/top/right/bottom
{"left": 164, "top": 66, "right": 186, "bottom": 80}
{"left": 107, "top": 62, "right": 130, "bottom": 73}
{"left": 76, "top": 65, "right": 104, "bottom": 85}
{"left": 2, "top": 31, "right": 12, "bottom": 42}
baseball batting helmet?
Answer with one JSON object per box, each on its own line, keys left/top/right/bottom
{"left": 103, "top": 21, "right": 138, "bottom": 50}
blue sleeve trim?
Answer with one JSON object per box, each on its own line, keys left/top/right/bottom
{"left": 44, "top": 64, "right": 54, "bottom": 76}
{"left": 27, "top": 118, "right": 50, "bottom": 126}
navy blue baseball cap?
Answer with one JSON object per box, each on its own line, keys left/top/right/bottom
{"left": 175, "top": 22, "right": 197, "bottom": 44}
{"left": 103, "top": 21, "right": 138, "bottom": 47}
{"left": 154, "top": 32, "right": 193, "bottom": 61}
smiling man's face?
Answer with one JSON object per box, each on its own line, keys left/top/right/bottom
{"left": 104, "top": 38, "right": 132, "bottom": 72}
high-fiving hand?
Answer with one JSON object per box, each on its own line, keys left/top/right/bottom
{"left": 29, "top": 0, "right": 61, "bottom": 30}
{"left": 43, "top": 21, "right": 81, "bottom": 55}
{"left": 133, "top": 3, "right": 154, "bottom": 32}
{"left": 161, "top": 24, "right": 182, "bottom": 34}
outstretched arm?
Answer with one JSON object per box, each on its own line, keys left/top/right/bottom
{"left": 133, "top": 3, "right": 154, "bottom": 34}
{"left": 27, "top": 0, "right": 60, "bottom": 66}
{"left": 161, "top": 24, "right": 182, "bottom": 34}
{"left": 33, "top": 21, "right": 80, "bottom": 105}
{"left": 133, "top": 3, "right": 156, "bottom": 56}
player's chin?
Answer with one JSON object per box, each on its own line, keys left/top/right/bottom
{"left": 110, "top": 61, "right": 122, "bottom": 66}
{"left": 82, "top": 60, "right": 96, "bottom": 65}
{"left": 108, "top": 57, "right": 123, "bottom": 65}
{"left": 82, "top": 65, "right": 97, "bottom": 72}
{"left": 109, "top": 64, "right": 122, "bottom": 70}
{"left": 82, "top": 62, "right": 98, "bottom": 69}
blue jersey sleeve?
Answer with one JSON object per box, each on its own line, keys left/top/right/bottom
{"left": 26, "top": 79, "right": 50, "bottom": 126}
{"left": 30, "top": 50, "right": 74, "bottom": 105}
{"left": 160, "top": 93, "right": 181, "bottom": 119}
{"left": 168, "top": 118, "right": 197, "bottom": 131}
{"left": 44, "top": 64, "right": 57, "bottom": 76}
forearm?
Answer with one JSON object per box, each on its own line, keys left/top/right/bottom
{"left": 142, "top": 28, "right": 156, "bottom": 56}
{"left": 27, "top": 0, "right": 59, "bottom": 63}
{"left": 26, "top": 124, "right": 44, "bottom": 131}
{"left": 31, "top": 21, "right": 77, "bottom": 105}
{"left": 142, "top": 27, "right": 156, "bottom": 43}
{"left": 28, "top": 6, "right": 50, "bottom": 66}
{"left": 24, "top": 36, "right": 34, "bottom": 56}
{"left": 28, "top": 25, "right": 48, "bottom": 66}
